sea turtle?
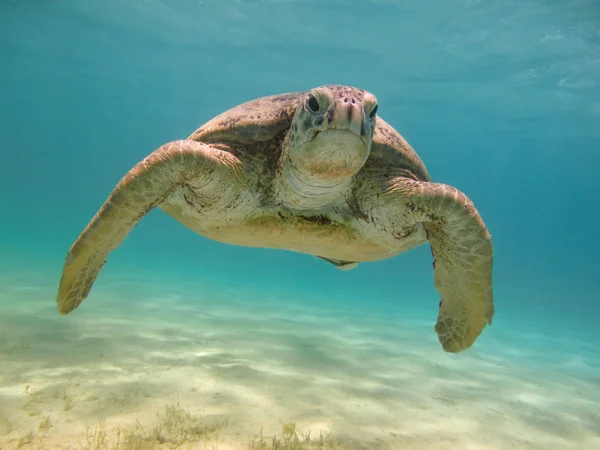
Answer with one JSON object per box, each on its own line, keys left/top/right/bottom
{"left": 56, "top": 84, "right": 494, "bottom": 353}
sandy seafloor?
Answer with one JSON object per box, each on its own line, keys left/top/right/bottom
{"left": 0, "top": 270, "right": 599, "bottom": 450}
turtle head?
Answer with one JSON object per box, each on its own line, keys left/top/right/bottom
{"left": 287, "top": 85, "right": 378, "bottom": 183}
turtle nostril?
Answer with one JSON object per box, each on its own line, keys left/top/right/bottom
{"left": 343, "top": 98, "right": 348, "bottom": 103}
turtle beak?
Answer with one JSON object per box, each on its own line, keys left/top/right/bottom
{"left": 325, "top": 99, "right": 368, "bottom": 145}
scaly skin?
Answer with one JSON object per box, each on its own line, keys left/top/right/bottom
{"left": 57, "top": 85, "right": 494, "bottom": 353}
{"left": 376, "top": 178, "right": 494, "bottom": 352}
{"left": 56, "top": 141, "right": 243, "bottom": 314}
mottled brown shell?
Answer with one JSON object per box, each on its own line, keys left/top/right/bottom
{"left": 189, "top": 92, "right": 304, "bottom": 144}
{"left": 368, "top": 117, "right": 431, "bottom": 182}
{"left": 188, "top": 90, "right": 431, "bottom": 182}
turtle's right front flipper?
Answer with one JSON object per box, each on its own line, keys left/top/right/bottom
{"left": 56, "top": 140, "right": 242, "bottom": 315}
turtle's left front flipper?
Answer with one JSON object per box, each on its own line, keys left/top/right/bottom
{"left": 56, "top": 140, "right": 240, "bottom": 315}
{"left": 392, "top": 179, "right": 494, "bottom": 353}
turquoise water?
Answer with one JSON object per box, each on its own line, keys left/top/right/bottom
{"left": 1, "top": 1, "right": 599, "bottom": 449}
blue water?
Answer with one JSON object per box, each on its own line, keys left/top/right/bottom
{"left": 1, "top": 1, "right": 599, "bottom": 449}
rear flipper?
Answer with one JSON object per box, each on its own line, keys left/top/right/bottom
{"left": 316, "top": 256, "right": 359, "bottom": 271}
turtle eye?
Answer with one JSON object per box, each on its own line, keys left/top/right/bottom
{"left": 369, "top": 104, "right": 378, "bottom": 119}
{"left": 306, "top": 94, "right": 320, "bottom": 113}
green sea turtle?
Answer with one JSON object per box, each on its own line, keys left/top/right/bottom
{"left": 56, "top": 84, "right": 494, "bottom": 353}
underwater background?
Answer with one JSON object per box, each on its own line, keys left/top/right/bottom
{"left": 1, "top": 0, "right": 599, "bottom": 449}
